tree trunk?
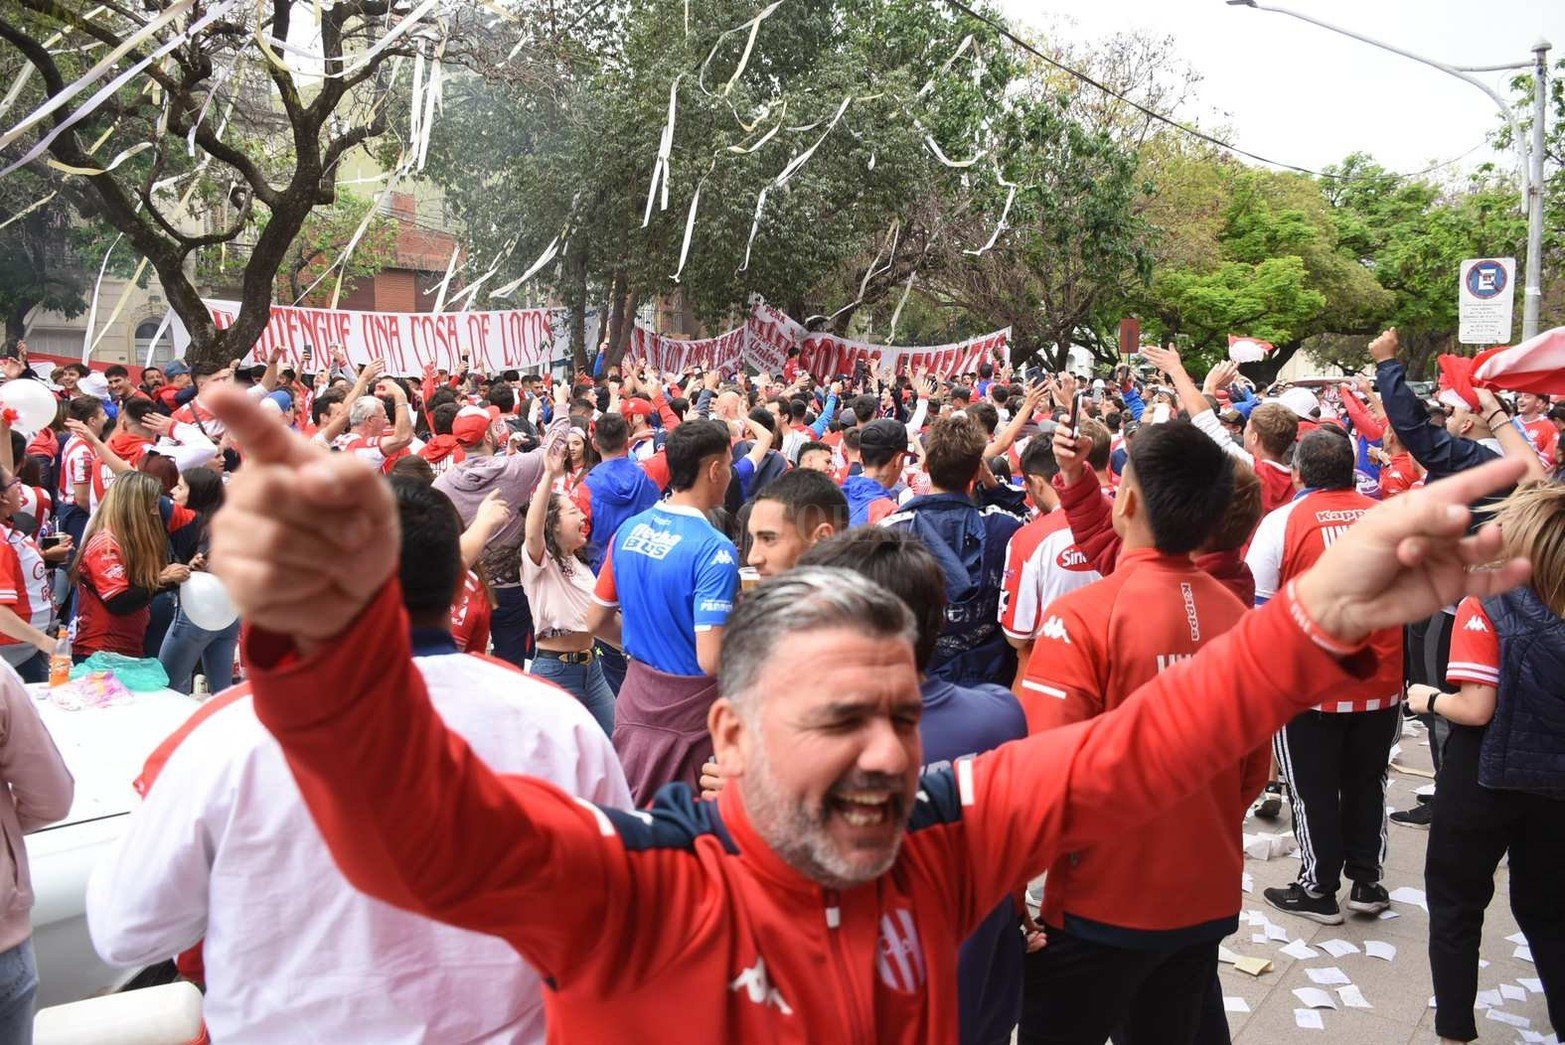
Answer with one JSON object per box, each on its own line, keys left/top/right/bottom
{"left": 1239, "top": 338, "right": 1303, "bottom": 388}
{"left": 5, "top": 302, "right": 30, "bottom": 351}
{"left": 604, "top": 269, "right": 627, "bottom": 364}
{"left": 567, "top": 245, "right": 589, "bottom": 372}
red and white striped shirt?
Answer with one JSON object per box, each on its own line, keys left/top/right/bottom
{"left": 0, "top": 523, "right": 51, "bottom": 647}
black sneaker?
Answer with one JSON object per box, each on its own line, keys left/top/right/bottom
{"left": 1416, "top": 792, "right": 1434, "bottom": 806}
{"left": 1263, "top": 883, "right": 1343, "bottom": 925}
{"left": 1390, "top": 804, "right": 1433, "bottom": 829}
{"left": 1347, "top": 881, "right": 1391, "bottom": 915}
{"left": 1254, "top": 782, "right": 1284, "bottom": 820}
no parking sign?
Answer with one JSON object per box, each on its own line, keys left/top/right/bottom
{"left": 1458, "top": 257, "right": 1516, "bottom": 344}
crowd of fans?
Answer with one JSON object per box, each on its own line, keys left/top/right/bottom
{"left": 0, "top": 325, "right": 1560, "bottom": 1044}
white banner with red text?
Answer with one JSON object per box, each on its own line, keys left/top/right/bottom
{"left": 169, "top": 299, "right": 558, "bottom": 375}
{"left": 796, "top": 328, "right": 1010, "bottom": 381}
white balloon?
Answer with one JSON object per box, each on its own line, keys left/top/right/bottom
{"left": 180, "top": 572, "right": 239, "bottom": 631}
{"left": 0, "top": 379, "right": 59, "bottom": 434}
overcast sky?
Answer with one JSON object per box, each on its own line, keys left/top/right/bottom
{"left": 996, "top": 0, "right": 1562, "bottom": 180}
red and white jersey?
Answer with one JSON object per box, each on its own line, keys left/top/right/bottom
{"left": 59, "top": 437, "right": 97, "bottom": 504}
{"left": 1446, "top": 597, "right": 1500, "bottom": 689}
{"left": 14, "top": 486, "right": 51, "bottom": 538}
{"left": 1516, "top": 416, "right": 1558, "bottom": 470}
{"left": 1378, "top": 452, "right": 1422, "bottom": 499}
{"left": 86, "top": 651, "right": 632, "bottom": 1045}
{"left": 450, "top": 571, "right": 492, "bottom": 654}
{"left": 999, "top": 510, "right": 1101, "bottom": 642}
{"left": 0, "top": 524, "right": 51, "bottom": 647}
{"left": 1247, "top": 487, "right": 1403, "bottom": 712}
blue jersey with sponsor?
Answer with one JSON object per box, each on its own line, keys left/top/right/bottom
{"left": 594, "top": 503, "right": 740, "bottom": 676}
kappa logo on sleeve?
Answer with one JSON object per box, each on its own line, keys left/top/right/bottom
{"left": 1463, "top": 614, "right": 1490, "bottom": 633}
{"left": 713, "top": 548, "right": 734, "bottom": 565}
{"left": 1038, "top": 615, "right": 1070, "bottom": 643}
{"left": 730, "top": 957, "right": 794, "bottom": 1016}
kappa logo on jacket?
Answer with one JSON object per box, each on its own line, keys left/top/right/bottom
{"left": 1039, "top": 615, "right": 1070, "bottom": 643}
{"left": 730, "top": 957, "right": 794, "bottom": 1015}
{"left": 875, "top": 908, "right": 927, "bottom": 994}
{"left": 1464, "top": 614, "right": 1490, "bottom": 633}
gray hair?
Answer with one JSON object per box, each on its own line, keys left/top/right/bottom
{"left": 718, "top": 567, "right": 917, "bottom": 715}
{"left": 349, "top": 395, "right": 386, "bottom": 427}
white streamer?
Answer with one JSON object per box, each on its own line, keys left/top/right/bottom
{"left": 429, "top": 245, "right": 461, "bottom": 313}
{"left": 918, "top": 34, "right": 972, "bottom": 96}
{"left": 697, "top": 0, "right": 787, "bottom": 96}
{"left": 81, "top": 234, "right": 123, "bottom": 364}
{"left": 888, "top": 271, "right": 916, "bottom": 343}
{"left": 965, "top": 162, "right": 1017, "bottom": 257}
{"left": 672, "top": 171, "right": 710, "bottom": 282}
{"left": 142, "top": 309, "right": 175, "bottom": 368}
{"left": 641, "top": 76, "right": 682, "bottom": 227}
{"left": 490, "top": 236, "right": 560, "bottom": 298}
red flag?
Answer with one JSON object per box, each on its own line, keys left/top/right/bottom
{"left": 1472, "top": 327, "right": 1565, "bottom": 395}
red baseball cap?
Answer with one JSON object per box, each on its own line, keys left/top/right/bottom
{"left": 621, "top": 397, "right": 654, "bottom": 419}
{"left": 452, "top": 406, "right": 492, "bottom": 447}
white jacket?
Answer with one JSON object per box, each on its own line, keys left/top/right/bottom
{"left": 86, "top": 650, "right": 631, "bottom": 1043}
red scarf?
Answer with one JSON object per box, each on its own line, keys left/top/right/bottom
{"left": 108, "top": 432, "right": 153, "bottom": 466}
{"left": 419, "top": 434, "right": 465, "bottom": 466}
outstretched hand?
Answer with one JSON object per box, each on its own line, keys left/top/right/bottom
{"left": 1294, "top": 458, "right": 1531, "bottom": 645}
{"left": 206, "top": 387, "right": 398, "bottom": 654}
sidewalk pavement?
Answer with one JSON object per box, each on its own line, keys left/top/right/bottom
{"left": 1223, "top": 718, "right": 1554, "bottom": 1044}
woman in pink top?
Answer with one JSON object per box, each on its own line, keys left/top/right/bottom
{"left": 0, "top": 664, "right": 74, "bottom": 1041}
{"left": 522, "top": 442, "right": 615, "bottom": 735}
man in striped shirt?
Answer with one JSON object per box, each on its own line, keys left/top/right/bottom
{"left": 1247, "top": 428, "right": 1404, "bottom": 925}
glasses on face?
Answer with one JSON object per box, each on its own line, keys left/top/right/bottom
{"left": 2, "top": 479, "right": 21, "bottom": 493}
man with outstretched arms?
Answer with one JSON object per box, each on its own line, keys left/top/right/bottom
{"left": 204, "top": 387, "right": 1528, "bottom": 1044}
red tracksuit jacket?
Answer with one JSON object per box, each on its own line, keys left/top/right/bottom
{"left": 246, "top": 581, "right": 1378, "bottom": 1043}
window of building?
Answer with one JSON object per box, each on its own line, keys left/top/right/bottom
{"left": 134, "top": 319, "right": 176, "bottom": 368}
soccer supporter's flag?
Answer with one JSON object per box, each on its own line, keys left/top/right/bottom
{"left": 1472, "top": 326, "right": 1565, "bottom": 396}
{"left": 1118, "top": 317, "right": 1140, "bottom": 358}
{"left": 1436, "top": 354, "right": 1480, "bottom": 411}
{"left": 1227, "top": 335, "right": 1274, "bottom": 364}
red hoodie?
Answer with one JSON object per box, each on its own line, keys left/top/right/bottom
{"left": 244, "top": 580, "right": 1377, "bottom": 1043}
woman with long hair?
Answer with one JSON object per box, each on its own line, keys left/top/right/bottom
{"left": 71, "top": 472, "right": 192, "bottom": 661}
{"left": 157, "top": 467, "right": 238, "bottom": 693}
{"left": 0, "top": 460, "right": 73, "bottom": 682}
{"left": 554, "top": 421, "right": 598, "bottom": 498}
{"left": 1410, "top": 482, "right": 1565, "bottom": 1044}
{"left": 521, "top": 440, "right": 613, "bottom": 734}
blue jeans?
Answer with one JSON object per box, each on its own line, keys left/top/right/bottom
{"left": 0, "top": 939, "right": 37, "bottom": 1045}
{"left": 143, "top": 589, "right": 177, "bottom": 658}
{"left": 8, "top": 650, "right": 47, "bottom": 685}
{"left": 158, "top": 606, "right": 241, "bottom": 694}
{"left": 597, "top": 641, "right": 626, "bottom": 696}
{"left": 530, "top": 653, "right": 615, "bottom": 736}
{"left": 489, "top": 585, "right": 534, "bottom": 669}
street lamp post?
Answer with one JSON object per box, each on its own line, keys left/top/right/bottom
{"left": 1226, "top": 0, "right": 1551, "bottom": 340}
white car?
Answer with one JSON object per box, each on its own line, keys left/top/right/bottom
{"left": 26, "top": 686, "right": 202, "bottom": 1008}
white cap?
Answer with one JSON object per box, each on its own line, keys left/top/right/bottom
{"left": 77, "top": 372, "right": 110, "bottom": 399}
{"left": 1276, "top": 387, "right": 1320, "bottom": 419}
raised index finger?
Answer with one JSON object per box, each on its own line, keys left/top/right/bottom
{"left": 205, "top": 386, "right": 322, "bottom": 468}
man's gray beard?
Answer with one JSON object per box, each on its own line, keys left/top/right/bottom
{"left": 738, "top": 736, "right": 903, "bottom": 891}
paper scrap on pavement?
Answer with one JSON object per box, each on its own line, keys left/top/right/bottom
{"left": 1364, "top": 940, "right": 1396, "bottom": 962}
{"left": 1515, "top": 944, "right": 1535, "bottom": 963}
{"left": 1241, "top": 871, "right": 1253, "bottom": 894}
{"left": 1305, "top": 967, "right": 1351, "bottom": 986}
{"left": 1217, "top": 945, "right": 1241, "bottom": 965}
{"left": 1479, "top": 959, "right": 1490, "bottom": 968}
{"left": 1502, "top": 983, "right": 1528, "bottom": 1002}
{"left": 1337, "top": 984, "right": 1372, "bottom": 1009}
{"left": 1428, "top": 996, "right": 1437, "bottom": 1008}
{"left": 1389, "top": 886, "right": 1428, "bottom": 911}
{"left": 1233, "top": 956, "right": 1274, "bottom": 977}
{"left": 1265, "top": 923, "right": 1291, "bottom": 942}
{"left": 1280, "top": 939, "right": 1320, "bottom": 960}
{"left": 1319, "top": 939, "right": 1360, "bottom": 958}
{"left": 1508, "top": 932, "right": 1530, "bottom": 944}
{"left": 1377, "top": 909, "right": 1400, "bottom": 920}
{"left": 1478, "top": 989, "right": 1504, "bottom": 1007}
{"left": 1223, "top": 996, "right": 1250, "bottom": 1014}
{"left": 1519, "top": 1030, "right": 1550, "bottom": 1043}
{"left": 1520, "top": 977, "right": 1543, "bottom": 993}
{"left": 1293, "top": 1008, "right": 1326, "bottom": 1029}
{"left": 1486, "top": 1008, "right": 1532, "bottom": 1029}
{"left": 1292, "top": 987, "right": 1337, "bottom": 1009}
{"left": 1250, "top": 933, "right": 1268, "bottom": 945}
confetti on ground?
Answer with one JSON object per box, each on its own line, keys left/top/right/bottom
{"left": 1364, "top": 940, "right": 1396, "bottom": 962}
{"left": 1515, "top": 944, "right": 1535, "bottom": 963}
{"left": 1293, "top": 1008, "right": 1325, "bottom": 1030}
{"left": 1337, "top": 984, "right": 1372, "bottom": 1009}
{"left": 1485, "top": 1008, "right": 1532, "bottom": 1029}
{"left": 1508, "top": 932, "right": 1530, "bottom": 945}
{"left": 1305, "top": 967, "right": 1351, "bottom": 986}
{"left": 1388, "top": 886, "right": 1427, "bottom": 910}
{"left": 1292, "top": 987, "right": 1337, "bottom": 1009}
{"left": 1520, "top": 978, "right": 1544, "bottom": 993}
{"left": 1502, "top": 983, "right": 1528, "bottom": 1002}
{"left": 1223, "top": 997, "right": 1250, "bottom": 1014}
{"left": 1280, "top": 939, "right": 1319, "bottom": 960}
{"left": 1319, "top": 939, "right": 1360, "bottom": 958}
{"left": 1478, "top": 989, "right": 1504, "bottom": 1008}
{"left": 1377, "top": 909, "right": 1400, "bottom": 920}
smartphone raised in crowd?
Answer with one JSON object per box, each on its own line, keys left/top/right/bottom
{"left": 1068, "top": 390, "right": 1086, "bottom": 433}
